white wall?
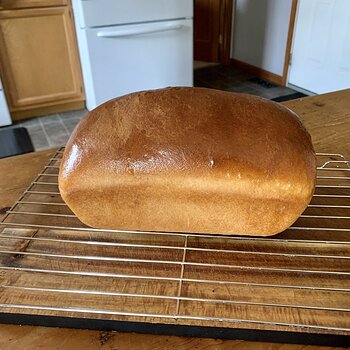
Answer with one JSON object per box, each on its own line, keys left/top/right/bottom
{"left": 231, "top": 0, "right": 292, "bottom": 76}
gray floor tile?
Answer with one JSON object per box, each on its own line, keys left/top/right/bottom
{"left": 42, "top": 121, "right": 67, "bottom": 138}
{"left": 40, "top": 114, "right": 61, "bottom": 124}
{"left": 41, "top": 121, "right": 70, "bottom": 148}
{"left": 207, "top": 81, "right": 234, "bottom": 90}
{"left": 25, "top": 125, "right": 50, "bottom": 151}
{"left": 19, "top": 117, "right": 40, "bottom": 127}
{"left": 49, "top": 132, "right": 70, "bottom": 147}
{"left": 227, "top": 86, "right": 257, "bottom": 94}
{"left": 59, "top": 109, "right": 88, "bottom": 121}
{"left": 194, "top": 64, "right": 300, "bottom": 102}
{"left": 63, "top": 118, "right": 81, "bottom": 134}
{"left": 257, "top": 89, "right": 290, "bottom": 99}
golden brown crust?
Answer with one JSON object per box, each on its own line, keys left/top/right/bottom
{"left": 59, "top": 87, "right": 316, "bottom": 236}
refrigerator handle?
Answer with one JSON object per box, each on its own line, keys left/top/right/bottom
{"left": 97, "top": 23, "right": 184, "bottom": 38}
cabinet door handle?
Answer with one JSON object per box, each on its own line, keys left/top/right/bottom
{"left": 97, "top": 23, "right": 183, "bottom": 38}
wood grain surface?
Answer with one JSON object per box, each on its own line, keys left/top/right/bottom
{"left": 0, "top": 324, "right": 344, "bottom": 350}
{"left": 0, "top": 90, "right": 350, "bottom": 349}
{"left": 0, "top": 149, "right": 54, "bottom": 210}
{"left": 284, "top": 89, "right": 350, "bottom": 159}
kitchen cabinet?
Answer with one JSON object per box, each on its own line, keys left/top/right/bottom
{"left": 0, "top": 0, "right": 67, "bottom": 10}
{"left": 0, "top": 0, "right": 84, "bottom": 120}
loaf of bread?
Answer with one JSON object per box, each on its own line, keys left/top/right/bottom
{"left": 59, "top": 87, "right": 316, "bottom": 236}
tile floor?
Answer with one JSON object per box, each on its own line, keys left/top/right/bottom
{"left": 10, "top": 109, "right": 88, "bottom": 151}
{"left": 194, "top": 64, "right": 297, "bottom": 99}
{"left": 2, "top": 64, "right": 300, "bottom": 152}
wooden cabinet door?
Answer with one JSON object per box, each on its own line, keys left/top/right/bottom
{"left": 0, "top": 6, "right": 83, "bottom": 112}
{"left": 0, "top": 0, "right": 67, "bottom": 10}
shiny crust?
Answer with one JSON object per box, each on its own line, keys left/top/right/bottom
{"left": 59, "top": 87, "right": 316, "bottom": 236}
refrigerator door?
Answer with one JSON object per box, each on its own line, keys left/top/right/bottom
{"left": 75, "top": 0, "right": 193, "bottom": 28}
{"left": 0, "top": 80, "right": 11, "bottom": 127}
{"left": 82, "top": 19, "right": 193, "bottom": 110}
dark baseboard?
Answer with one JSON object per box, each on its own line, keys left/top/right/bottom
{"left": 230, "top": 59, "right": 284, "bottom": 86}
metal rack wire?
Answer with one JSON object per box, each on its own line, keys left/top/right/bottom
{"left": 0, "top": 148, "right": 349, "bottom": 335}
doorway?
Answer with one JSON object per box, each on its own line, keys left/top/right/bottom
{"left": 193, "top": 0, "right": 233, "bottom": 65}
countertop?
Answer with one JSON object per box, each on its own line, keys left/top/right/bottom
{"left": 0, "top": 89, "right": 349, "bottom": 349}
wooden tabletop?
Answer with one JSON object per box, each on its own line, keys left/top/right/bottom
{"left": 0, "top": 89, "right": 349, "bottom": 349}
{"left": 283, "top": 89, "right": 350, "bottom": 159}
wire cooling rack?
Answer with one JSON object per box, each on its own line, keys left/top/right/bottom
{"left": 0, "top": 148, "right": 349, "bottom": 340}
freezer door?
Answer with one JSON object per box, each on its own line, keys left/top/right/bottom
{"left": 0, "top": 81, "right": 11, "bottom": 127}
{"left": 74, "top": 0, "right": 193, "bottom": 28}
{"left": 82, "top": 19, "right": 193, "bottom": 110}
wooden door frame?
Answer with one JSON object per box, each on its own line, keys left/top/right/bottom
{"left": 219, "top": 0, "right": 234, "bottom": 64}
{"left": 282, "top": 0, "right": 298, "bottom": 85}
{"left": 227, "top": 0, "right": 298, "bottom": 86}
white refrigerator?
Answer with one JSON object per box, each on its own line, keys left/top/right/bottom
{"left": 0, "top": 79, "right": 11, "bottom": 127}
{"left": 72, "top": 0, "right": 193, "bottom": 110}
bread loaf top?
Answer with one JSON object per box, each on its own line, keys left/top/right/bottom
{"left": 60, "top": 87, "right": 315, "bottom": 203}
